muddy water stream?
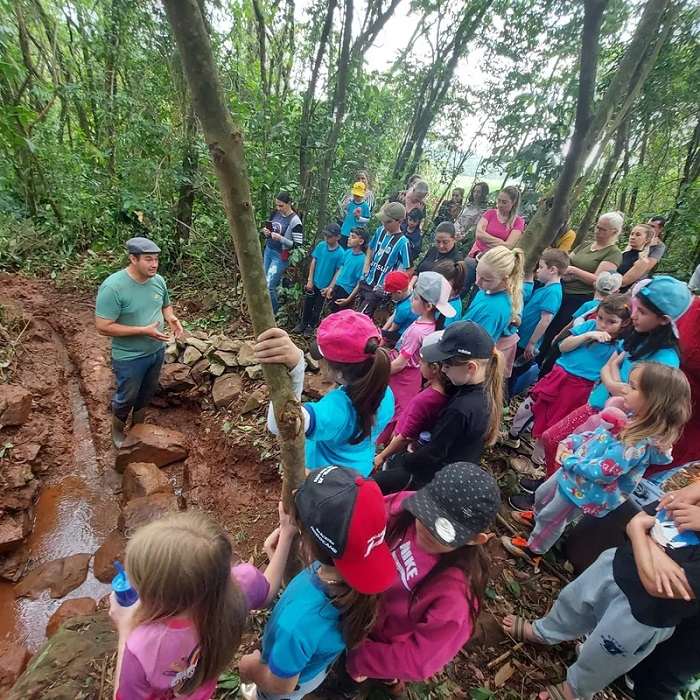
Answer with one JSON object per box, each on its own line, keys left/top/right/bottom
{"left": 0, "top": 334, "right": 120, "bottom": 652}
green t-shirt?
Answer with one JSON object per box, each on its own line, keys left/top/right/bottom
{"left": 95, "top": 269, "right": 171, "bottom": 361}
{"left": 565, "top": 242, "right": 623, "bottom": 295}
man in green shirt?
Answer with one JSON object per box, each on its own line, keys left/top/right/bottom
{"left": 95, "top": 237, "right": 183, "bottom": 446}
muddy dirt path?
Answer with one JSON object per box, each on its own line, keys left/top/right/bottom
{"left": 0, "top": 273, "right": 280, "bottom": 652}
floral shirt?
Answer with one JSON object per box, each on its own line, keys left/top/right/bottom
{"left": 557, "top": 424, "right": 672, "bottom": 517}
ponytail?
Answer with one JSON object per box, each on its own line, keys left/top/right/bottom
{"left": 327, "top": 338, "right": 391, "bottom": 444}
{"left": 482, "top": 350, "right": 505, "bottom": 445}
{"left": 500, "top": 186, "right": 521, "bottom": 228}
{"left": 434, "top": 259, "right": 467, "bottom": 296}
{"left": 505, "top": 249, "right": 525, "bottom": 315}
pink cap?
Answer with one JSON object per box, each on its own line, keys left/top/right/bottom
{"left": 312, "top": 310, "right": 381, "bottom": 363}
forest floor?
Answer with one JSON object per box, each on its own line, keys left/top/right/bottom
{"left": 0, "top": 272, "right": 636, "bottom": 700}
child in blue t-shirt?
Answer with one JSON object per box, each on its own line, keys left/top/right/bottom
{"left": 254, "top": 310, "right": 394, "bottom": 477}
{"left": 463, "top": 246, "right": 524, "bottom": 341}
{"left": 327, "top": 227, "right": 369, "bottom": 313}
{"left": 508, "top": 250, "right": 568, "bottom": 395}
{"left": 380, "top": 270, "right": 418, "bottom": 347}
{"left": 340, "top": 183, "right": 371, "bottom": 246}
{"left": 433, "top": 259, "right": 467, "bottom": 327}
{"left": 296, "top": 224, "right": 344, "bottom": 337}
{"left": 238, "top": 467, "right": 395, "bottom": 700}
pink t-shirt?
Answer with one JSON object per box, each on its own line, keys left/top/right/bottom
{"left": 469, "top": 208, "right": 525, "bottom": 256}
{"left": 395, "top": 386, "right": 448, "bottom": 440}
{"left": 116, "top": 564, "right": 269, "bottom": 700}
{"left": 396, "top": 320, "right": 437, "bottom": 369}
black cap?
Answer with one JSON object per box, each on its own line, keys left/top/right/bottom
{"left": 420, "top": 320, "right": 494, "bottom": 362}
{"left": 323, "top": 223, "right": 342, "bottom": 237}
{"left": 403, "top": 463, "right": 500, "bottom": 547}
{"left": 126, "top": 237, "right": 161, "bottom": 254}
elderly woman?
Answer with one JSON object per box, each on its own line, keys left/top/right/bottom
{"left": 403, "top": 179, "right": 430, "bottom": 215}
{"left": 537, "top": 211, "right": 624, "bottom": 361}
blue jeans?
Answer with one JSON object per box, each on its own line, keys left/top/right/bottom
{"left": 111, "top": 347, "right": 165, "bottom": 421}
{"left": 263, "top": 246, "right": 289, "bottom": 315}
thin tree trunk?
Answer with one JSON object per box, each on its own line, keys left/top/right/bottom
{"left": 175, "top": 102, "right": 198, "bottom": 248}
{"left": 576, "top": 117, "right": 629, "bottom": 244}
{"left": 161, "top": 0, "right": 306, "bottom": 506}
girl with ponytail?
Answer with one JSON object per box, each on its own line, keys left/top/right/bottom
{"left": 254, "top": 311, "right": 393, "bottom": 477}
{"left": 374, "top": 321, "right": 504, "bottom": 495}
{"left": 463, "top": 245, "right": 525, "bottom": 340}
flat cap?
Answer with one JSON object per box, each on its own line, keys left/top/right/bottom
{"left": 126, "top": 237, "right": 161, "bottom": 254}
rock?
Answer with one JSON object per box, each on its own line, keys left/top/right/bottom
{"left": 159, "top": 363, "right": 196, "bottom": 393}
{"left": 191, "top": 330, "right": 209, "bottom": 341}
{"left": 212, "top": 374, "right": 243, "bottom": 408}
{"left": 14, "top": 553, "right": 91, "bottom": 599}
{"left": 97, "top": 593, "right": 111, "bottom": 610}
{"left": 0, "top": 512, "right": 31, "bottom": 554}
{"left": 303, "top": 374, "right": 334, "bottom": 400}
{"left": 175, "top": 330, "right": 191, "bottom": 348}
{"left": 0, "top": 640, "right": 31, "bottom": 695}
{"left": 241, "top": 389, "right": 266, "bottom": 414}
{"left": 0, "top": 545, "right": 30, "bottom": 582}
{"left": 122, "top": 462, "right": 172, "bottom": 501}
{"left": 181, "top": 346, "right": 203, "bottom": 366}
{"left": 245, "top": 364, "right": 263, "bottom": 380}
{"left": 212, "top": 350, "right": 238, "bottom": 367}
{"left": 6, "top": 613, "right": 117, "bottom": 700}
{"left": 10, "top": 442, "right": 41, "bottom": 464}
{"left": 190, "top": 358, "right": 210, "bottom": 384}
{"left": 0, "top": 385, "right": 32, "bottom": 427}
{"left": 185, "top": 336, "right": 211, "bottom": 354}
{"left": 98, "top": 553, "right": 128, "bottom": 598}
{"left": 118, "top": 492, "right": 179, "bottom": 532}
{"left": 209, "top": 362, "right": 226, "bottom": 377}
{"left": 2, "top": 462, "right": 34, "bottom": 489}
{"left": 46, "top": 598, "right": 97, "bottom": 638}
{"left": 236, "top": 341, "right": 257, "bottom": 367}
{"left": 93, "top": 529, "right": 127, "bottom": 583}
{"left": 164, "top": 341, "right": 179, "bottom": 364}
{"left": 212, "top": 335, "right": 242, "bottom": 353}
{"left": 0, "top": 480, "right": 39, "bottom": 511}
{"left": 115, "top": 424, "right": 188, "bottom": 473}
{"left": 305, "top": 353, "right": 320, "bottom": 372}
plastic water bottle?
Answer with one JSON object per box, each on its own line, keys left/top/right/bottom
{"left": 112, "top": 562, "right": 138, "bottom": 607}
{"left": 514, "top": 349, "right": 539, "bottom": 367}
{"left": 417, "top": 431, "right": 432, "bottom": 448}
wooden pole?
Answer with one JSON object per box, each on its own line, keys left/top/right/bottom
{"left": 161, "top": 0, "right": 306, "bottom": 508}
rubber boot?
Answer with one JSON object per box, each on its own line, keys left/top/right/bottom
{"left": 131, "top": 408, "right": 147, "bottom": 426}
{"left": 112, "top": 414, "right": 127, "bottom": 448}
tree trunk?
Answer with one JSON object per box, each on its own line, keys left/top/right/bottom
{"left": 315, "top": 0, "right": 353, "bottom": 235}
{"left": 175, "top": 102, "right": 198, "bottom": 249}
{"left": 161, "top": 0, "right": 306, "bottom": 506}
{"left": 576, "top": 117, "right": 628, "bottom": 244}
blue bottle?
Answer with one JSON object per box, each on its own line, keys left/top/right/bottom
{"left": 112, "top": 562, "right": 139, "bottom": 607}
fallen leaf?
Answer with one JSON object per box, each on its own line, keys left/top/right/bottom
{"left": 494, "top": 662, "right": 514, "bottom": 687}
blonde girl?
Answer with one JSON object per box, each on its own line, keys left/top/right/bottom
{"left": 464, "top": 245, "right": 525, "bottom": 341}
{"left": 503, "top": 362, "right": 691, "bottom": 560}
{"left": 374, "top": 320, "right": 504, "bottom": 494}
{"left": 619, "top": 223, "right": 654, "bottom": 290}
{"left": 110, "top": 511, "right": 296, "bottom": 700}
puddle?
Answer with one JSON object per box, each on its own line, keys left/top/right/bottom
{"left": 0, "top": 335, "right": 120, "bottom": 651}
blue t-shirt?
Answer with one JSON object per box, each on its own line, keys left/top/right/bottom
{"left": 464, "top": 290, "right": 512, "bottom": 342}
{"left": 261, "top": 563, "right": 344, "bottom": 683}
{"left": 523, "top": 280, "right": 534, "bottom": 306}
{"left": 518, "top": 282, "right": 563, "bottom": 349}
{"left": 335, "top": 249, "right": 366, "bottom": 294}
{"left": 556, "top": 319, "right": 618, "bottom": 381}
{"left": 365, "top": 228, "right": 411, "bottom": 289}
{"left": 304, "top": 386, "right": 394, "bottom": 476}
{"left": 394, "top": 295, "right": 419, "bottom": 335}
{"left": 440, "top": 298, "right": 463, "bottom": 328}
{"left": 312, "top": 242, "right": 344, "bottom": 289}
{"left": 341, "top": 200, "right": 371, "bottom": 239}
{"left": 588, "top": 343, "right": 680, "bottom": 410}
{"left": 572, "top": 299, "right": 599, "bottom": 321}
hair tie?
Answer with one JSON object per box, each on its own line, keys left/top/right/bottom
{"left": 492, "top": 347, "right": 498, "bottom": 356}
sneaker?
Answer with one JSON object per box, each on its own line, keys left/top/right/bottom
{"left": 520, "top": 476, "right": 545, "bottom": 494}
{"left": 499, "top": 431, "right": 521, "bottom": 449}
{"left": 302, "top": 326, "right": 315, "bottom": 339}
{"left": 510, "top": 510, "right": 535, "bottom": 529}
{"left": 239, "top": 683, "right": 257, "bottom": 700}
{"left": 501, "top": 535, "right": 538, "bottom": 563}
{"left": 509, "top": 492, "right": 536, "bottom": 512}
{"left": 291, "top": 323, "right": 304, "bottom": 334}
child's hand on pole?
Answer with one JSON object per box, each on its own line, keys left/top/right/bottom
{"left": 255, "top": 328, "right": 304, "bottom": 369}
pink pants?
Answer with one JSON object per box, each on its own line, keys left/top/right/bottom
{"left": 541, "top": 403, "right": 598, "bottom": 477}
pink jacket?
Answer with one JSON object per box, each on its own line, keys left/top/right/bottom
{"left": 346, "top": 493, "right": 475, "bottom": 681}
